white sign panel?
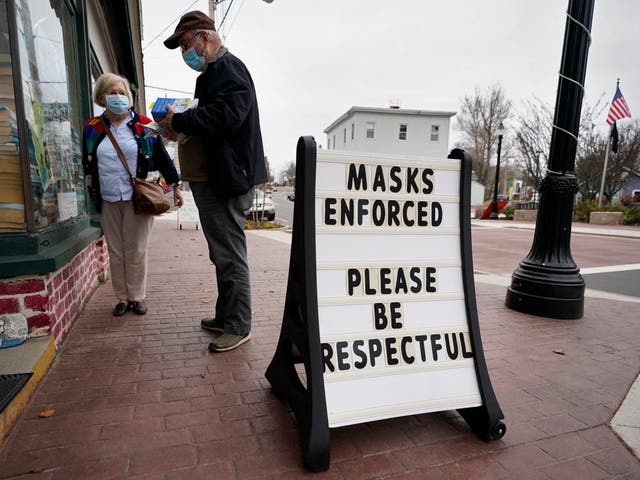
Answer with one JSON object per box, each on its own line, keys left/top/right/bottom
{"left": 177, "top": 190, "right": 199, "bottom": 228}
{"left": 315, "top": 151, "right": 482, "bottom": 427}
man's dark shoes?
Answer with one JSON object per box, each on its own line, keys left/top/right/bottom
{"left": 131, "top": 300, "right": 147, "bottom": 315}
{"left": 201, "top": 317, "right": 224, "bottom": 333}
{"left": 112, "top": 302, "right": 128, "bottom": 317}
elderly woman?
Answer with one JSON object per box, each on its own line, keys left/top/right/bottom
{"left": 82, "top": 73, "right": 183, "bottom": 316}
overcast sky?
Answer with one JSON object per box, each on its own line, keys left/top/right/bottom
{"left": 140, "top": 0, "right": 640, "bottom": 178}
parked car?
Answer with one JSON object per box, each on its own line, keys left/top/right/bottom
{"left": 247, "top": 191, "right": 276, "bottom": 221}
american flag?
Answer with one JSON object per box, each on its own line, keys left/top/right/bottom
{"left": 606, "top": 86, "right": 631, "bottom": 125}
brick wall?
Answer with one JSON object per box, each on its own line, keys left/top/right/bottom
{"left": 0, "top": 237, "right": 109, "bottom": 346}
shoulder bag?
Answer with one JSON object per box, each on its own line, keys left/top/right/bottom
{"left": 101, "top": 118, "right": 171, "bottom": 215}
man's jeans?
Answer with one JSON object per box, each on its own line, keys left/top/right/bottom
{"left": 190, "top": 183, "right": 253, "bottom": 335}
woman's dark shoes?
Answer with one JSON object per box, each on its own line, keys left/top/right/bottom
{"left": 113, "top": 300, "right": 146, "bottom": 316}
{"left": 112, "top": 302, "right": 128, "bottom": 317}
{"left": 130, "top": 300, "right": 147, "bottom": 315}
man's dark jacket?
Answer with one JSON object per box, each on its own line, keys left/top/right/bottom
{"left": 172, "top": 52, "right": 267, "bottom": 197}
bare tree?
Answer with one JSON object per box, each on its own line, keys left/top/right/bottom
{"left": 512, "top": 99, "right": 553, "bottom": 190}
{"left": 574, "top": 120, "right": 606, "bottom": 201}
{"left": 279, "top": 160, "right": 296, "bottom": 186}
{"left": 577, "top": 120, "right": 640, "bottom": 202}
{"left": 264, "top": 156, "right": 274, "bottom": 184}
{"left": 512, "top": 96, "right": 607, "bottom": 194}
{"left": 456, "top": 84, "right": 511, "bottom": 195}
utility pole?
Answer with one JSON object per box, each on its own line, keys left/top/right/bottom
{"left": 209, "top": 0, "right": 216, "bottom": 25}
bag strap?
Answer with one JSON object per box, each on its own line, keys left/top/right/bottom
{"left": 100, "top": 117, "right": 134, "bottom": 182}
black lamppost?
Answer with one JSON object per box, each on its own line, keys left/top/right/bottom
{"left": 489, "top": 122, "right": 505, "bottom": 219}
{"left": 505, "top": 0, "right": 594, "bottom": 319}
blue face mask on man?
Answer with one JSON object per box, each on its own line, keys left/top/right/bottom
{"left": 105, "top": 94, "right": 129, "bottom": 115}
{"left": 182, "top": 35, "right": 206, "bottom": 72}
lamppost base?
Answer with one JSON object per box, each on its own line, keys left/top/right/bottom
{"left": 505, "top": 266, "right": 584, "bottom": 320}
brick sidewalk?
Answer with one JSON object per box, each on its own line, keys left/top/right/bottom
{"left": 0, "top": 218, "right": 639, "bottom": 479}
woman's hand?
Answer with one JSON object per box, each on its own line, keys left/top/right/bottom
{"left": 173, "top": 188, "right": 184, "bottom": 207}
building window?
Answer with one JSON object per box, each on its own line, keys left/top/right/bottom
{"left": 15, "top": 0, "right": 86, "bottom": 228}
{"left": 430, "top": 125, "right": 440, "bottom": 142}
{"left": 343, "top": 127, "right": 346, "bottom": 144}
{"left": 399, "top": 123, "right": 407, "bottom": 140}
{"left": 327, "top": 137, "right": 331, "bottom": 149}
{"left": 366, "top": 121, "right": 375, "bottom": 139}
{"left": 351, "top": 123, "right": 354, "bottom": 140}
{"left": 333, "top": 134, "right": 336, "bottom": 149}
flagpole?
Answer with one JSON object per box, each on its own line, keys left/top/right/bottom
{"left": 597, "top": 123, "right": 613, "bottom": 207}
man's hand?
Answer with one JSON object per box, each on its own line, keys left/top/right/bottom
{"left": 173, "top": 187, "right": 184, "bottom": 207}
{"left": 159, "top": 104, "right": 178, "bottom": 141}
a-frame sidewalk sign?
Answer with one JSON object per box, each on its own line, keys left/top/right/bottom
{"left": 266, "top": 136, "right": 505, "bottom": 472}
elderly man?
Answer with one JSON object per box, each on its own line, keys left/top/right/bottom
{"left": 161, "top": 10, "right": 267, "bottom": 352}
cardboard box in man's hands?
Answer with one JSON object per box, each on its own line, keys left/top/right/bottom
{"left": 150, "top": 98, "right": 191, "bottom": 121}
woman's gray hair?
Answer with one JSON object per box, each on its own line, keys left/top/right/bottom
{"left": 92, "top": 73, "right": 133, "bottom": 107}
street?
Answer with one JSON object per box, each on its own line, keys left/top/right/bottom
{"left": 470, "top": 221, "right": 640, "bottom": 299}
{"left": 270, "top": 188, "right": 294, "bottom": 226}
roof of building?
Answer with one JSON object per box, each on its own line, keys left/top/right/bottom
{"left": 623, "top": 166, "right": 640, "bottom": 178}
{"left": 323, "top": 106, "right": 457, "bottom": 133}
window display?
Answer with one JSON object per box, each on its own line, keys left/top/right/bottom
{"left": 15, "top": 0, "right": 85, "bottom": 228}
{"left": 0, "top": 1, "right": 22, "bottom": 231}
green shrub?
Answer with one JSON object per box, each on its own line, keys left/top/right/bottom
{"left": 244, "top": 220, "right": 284, "bottom": 230}
{"left": 502, "top": 205, "right": 515, "bottom": 219}
{"left": 573, "top": 199, "right": 597, "bottom": 222}
{"left": 622, "top": 206, "right": 640, "bottom": 225}
{"left": 601, "top": 204, "right": 626, "bottom": 212}
{"left": 573, "top": 200, "right": 640, "bottom": 225}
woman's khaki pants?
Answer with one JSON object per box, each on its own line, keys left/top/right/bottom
{"left": 100, "top": 200, "right": 154, "bottom": 302}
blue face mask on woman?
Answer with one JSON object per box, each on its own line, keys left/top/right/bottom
{"left": 182, "top": 38, "right": 206, "bottom": 72}
{"left": 105, "top": 94, "right": 129, "bottom": 115}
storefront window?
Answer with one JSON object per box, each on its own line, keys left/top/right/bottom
{"left": 90, "top": 56, "right": 103, "bottom": 116}
{"left": 0, "top": 1, "right": 22, "bottom": 232}
{"left": 15, "top": 0, "right": 85, "bottom": 227}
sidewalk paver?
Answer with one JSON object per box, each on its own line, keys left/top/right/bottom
{"left": 0, "top": 218, "right": 638, "bottom": 479}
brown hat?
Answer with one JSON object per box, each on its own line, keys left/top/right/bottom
{"left": 164, "top": 11, "right": 215, "bottom": 49}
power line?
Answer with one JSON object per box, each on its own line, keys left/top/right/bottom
{"left": 222, "top": 0, "right": 246, "bottom": 40}
{"left": 145, "top": 84, "right": 193, "bottom": 95}
{"left": 217, "top": 0, "right": 236, "bottom": 29}
{"left": 142, "top": 0, "right": 200, "bottom": 51}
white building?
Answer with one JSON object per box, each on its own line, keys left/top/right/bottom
{"left": 324, "top": 106, "right": 485, "bottom": 218}
{"left": 323, "top": 106, "right": 455, "bottom": 158}
{"left": 323, "top": 106, "right": 485, "bottom": 214}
